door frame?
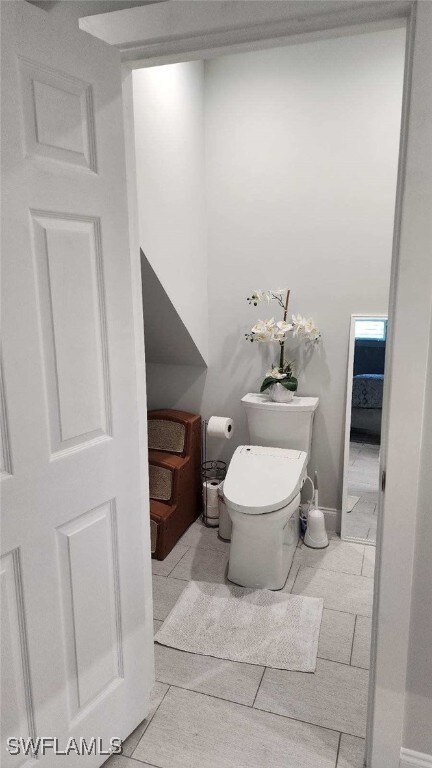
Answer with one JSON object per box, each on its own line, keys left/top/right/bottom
{"left": 365, "top": 3, "right": 432, "bottom": 765}
{"left": 111, "top": 2, "right": 431, "bottom": 764}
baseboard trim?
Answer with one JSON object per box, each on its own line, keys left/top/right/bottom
{"left": 400, "top": 748, "right": 432, "bottom": 767}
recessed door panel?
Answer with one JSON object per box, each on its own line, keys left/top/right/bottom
{"left": 57, "top": 502, "right": 122, "bottom": 717}
{"left": 19, "top": 57, "right": 96, "bottom": 171}
{"left": 31, "top": 212, "right": 111, "bottom": 456}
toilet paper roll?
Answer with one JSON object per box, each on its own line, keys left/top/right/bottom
{"left": 203, "top": 480, "right": 220, "bottom": 526}
{"left": 207, "top": 416, "right": 234, "bottom": 440}
{"left": 203, "top": 480, "right": 220, "bottom": 508}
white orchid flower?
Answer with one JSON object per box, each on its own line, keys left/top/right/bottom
{"left": 248, "top": 290, "right": 266, "bottom": 305}
{"left": 251, "top": 318, "right": 276, "bottom": 342}
{"left": 276, "top": 320, "right": 293, "bottom": 333}
{"left": 306, "top": 325, "right": 321, "bottom": 344}
{"left": 291, "top": 313, "right": 305, "bottom": 336}
{"left": 246, "top": 290, "right": 321, "bottom": 354}
{"left": 266, "top": 367, "right": 286, "bottom": 379}
{"left": 291, "top": 314, "right": 321, "bottom": 343}
{"left": 273, "top": 320, "right": 292, "bottom": 341}
{"left": 252, "top": 290, "right": 273, "bottom": 303}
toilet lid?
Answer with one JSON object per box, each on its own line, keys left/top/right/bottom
{"left": 223, "top": 445, "right": 308, "bottom": 514}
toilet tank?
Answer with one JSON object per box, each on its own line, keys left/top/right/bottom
{"left": 241, "top": 393, "right": 319, "bottom": 458}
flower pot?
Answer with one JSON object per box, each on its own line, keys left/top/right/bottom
{"left": 267, "top": 383, "right": 296, "bottom": 403}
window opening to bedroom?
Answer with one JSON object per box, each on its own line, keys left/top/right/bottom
{"left": 355, "top": 318, "right": 387, "bottom": 341}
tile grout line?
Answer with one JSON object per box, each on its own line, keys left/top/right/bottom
{"left": 124, "top": 755, "right": 163, "bottom": 768}
{"left": 144, "top": 661, "right": 369, "bottom": 747}
{"left": 166, "top": 545, "right": 191, "bottom": 577}
{"left": 130, "top": 685, "right": 171, "bottom": 760}
{"left": 252, "top": 666, "right": 267, "bottom": 707}
{"left": 334, "top": 732, "right": 342, "bottom": 767}
{"left": 349, "top": 615, "right": 358, "bottom": 666}
{"left": 290, "top": 566, "right": 302, "bottom": 594}
{"left": 154, "top": 579, "right": 373, "bottom": 620}
{"left": 321, "top": 606, "right": 371, "bottom": 618}
{"left": 317, "top": 654, "right": 369, "bottom": 671}
{"left": 298, "top": 564, "right": 366, "bottom": 578}
{"left": 153, "top": 647, "right": 369, "bottom": 676}
{"left": 160, "top": 683, "right": 366, "bottom": 742}
{"left": 295, "top": 564, "right": 375, "bottom": 581}
{"left": 158, "top": 555, "right": 375, "bottom": 583}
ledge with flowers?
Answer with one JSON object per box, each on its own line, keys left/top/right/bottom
{"left": 245, "top": 288, "right": 321, "bottom": 402}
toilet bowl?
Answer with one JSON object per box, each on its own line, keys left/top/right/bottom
{"left": 224, "top": 446, "right": 308, "bottom": 589}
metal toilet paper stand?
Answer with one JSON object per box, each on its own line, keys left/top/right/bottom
{"left": 201, "top": 419, "right": 227, "bottom": 528}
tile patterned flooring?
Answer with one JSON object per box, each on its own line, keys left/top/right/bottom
{"left": 106, "top": 520, "right": 375, "bottom": 768}
{"left": 345, "top": 441, "right": 380, "bottom": 542}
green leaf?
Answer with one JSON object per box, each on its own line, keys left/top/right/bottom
{"left": 280, "top": 377, "right": 298, "bottom": 391}
{"left": 260, "top": 376, "right": 298, "bottom": 393}
{"left": 260, "top": 377, "right": 276, "bottom": 392}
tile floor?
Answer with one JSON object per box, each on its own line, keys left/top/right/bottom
{"left": 106, "top": 520, "right": 375, "bottom": 768}
{"left": 345, "top": 441, "right": 380, "bottom": 542}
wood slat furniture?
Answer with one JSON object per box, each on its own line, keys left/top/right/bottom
{"left": 148, "top": 409, "right": 201, "bottom": 560}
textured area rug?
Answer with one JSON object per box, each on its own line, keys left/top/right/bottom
{"left": 155, "top": 580, "right": 323, "bottom": 672}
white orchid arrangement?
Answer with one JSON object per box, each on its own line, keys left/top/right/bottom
{"left": 245, "top": 289, "right": 321, "bottom": 394}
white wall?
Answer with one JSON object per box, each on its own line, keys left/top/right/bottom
{"left": 132, "top": 61, "right": 208, "bottom": 362}
{"left": 203, "top": 28, "right": 405, "bottom": 509}
{"left": 142, "top": 28, "right": 405, "bottom": 510}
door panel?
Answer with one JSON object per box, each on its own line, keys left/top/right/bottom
{"left": 1, "top": 3, "right": 153, "bottom": 765}
{"left": 31, "top": 211, "right": 111, "bottom": 454}
{"left": 57, "top": 502, "right": 122, "bottom": 717}
{"left": 19, "top": 56, "right": 97, "bottom": 171}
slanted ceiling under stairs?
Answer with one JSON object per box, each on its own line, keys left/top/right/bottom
{"left": 140, "top": 251, "right": 206, "bottom": 367}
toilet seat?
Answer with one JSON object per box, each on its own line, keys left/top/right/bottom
{"left": 223, "top": 445, "right": 308, "bottom": 515}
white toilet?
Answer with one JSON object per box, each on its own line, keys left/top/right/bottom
{"left": 223, "top": 393, "right": 319, "bottom": 590}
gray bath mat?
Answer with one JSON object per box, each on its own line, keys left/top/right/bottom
{"left": 155, "top": 580, "right": 323, "bottom": 672}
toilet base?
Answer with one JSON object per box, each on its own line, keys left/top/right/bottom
{"left": 227, "top": 495, "right": 300, "bottom": 590}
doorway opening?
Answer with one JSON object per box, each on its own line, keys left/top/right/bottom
{"left": 120, "top": 20, "right": 407, "bottom": 768}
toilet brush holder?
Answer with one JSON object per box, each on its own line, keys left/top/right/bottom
{"left": 304, "top": 507, "right": 329, "bottom": 549}
{"left": 303, "top": 471, "right": 328, "bottom": 549}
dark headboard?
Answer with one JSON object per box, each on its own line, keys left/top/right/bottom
{"left": 353, "top": 339, "right": 386, "bottom": 376}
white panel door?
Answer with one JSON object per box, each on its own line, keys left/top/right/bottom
{"left": 1, "top": 3, "right": 153, "bottom": 766}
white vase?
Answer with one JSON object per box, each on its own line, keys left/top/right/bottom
{"left": 267, "top": 383, "right": 296, "bottom": 403}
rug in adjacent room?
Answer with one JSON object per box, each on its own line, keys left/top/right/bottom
{"left": 155, "top": 580, "right": 323, "bottom": 672}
